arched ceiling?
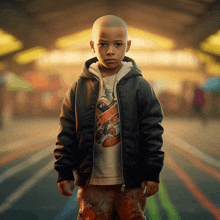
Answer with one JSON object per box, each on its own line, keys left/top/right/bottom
{"left": 1, "top": 0, "right": 220, "bottom": 66}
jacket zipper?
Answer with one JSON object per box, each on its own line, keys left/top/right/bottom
{"left": 86, "top": 80, "right": 99, "bottom": 187}
{"left": 116, "top": 83, "right": 125, "bottom": 192}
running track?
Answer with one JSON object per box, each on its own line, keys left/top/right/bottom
{"left": 0, "top": 117, "right": 219, "bottom": 220}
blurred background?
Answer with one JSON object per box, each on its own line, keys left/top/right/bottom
{"left": 0, "top": 1, "right": 220, "bottom": 220}
{"left": 1, "top": 0, "right": 220, "bottom": 125}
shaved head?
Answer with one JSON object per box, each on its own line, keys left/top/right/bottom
{"left": 90, "top": 15, "right": 131, "bottom": 75}
{"left": 92, "top": 15, "right": 128, "bottom": 40}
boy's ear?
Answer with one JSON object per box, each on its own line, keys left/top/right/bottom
{"left": 126, "top": 40, "right": 131, "bottom": 52}
{"left": 90, "top": 40, "right": 95, "bottom": 53}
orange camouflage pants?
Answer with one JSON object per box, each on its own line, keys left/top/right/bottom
{"left": 77, "top": 184, "right": 146, "bottom": 220}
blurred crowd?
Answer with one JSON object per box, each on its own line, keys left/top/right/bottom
{"left": 1, "top": 70, "right": 219, "bottom": 130}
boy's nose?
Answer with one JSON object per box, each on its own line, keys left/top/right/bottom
{"left": 107, "top": 46, "right": 115, "bottom": 55}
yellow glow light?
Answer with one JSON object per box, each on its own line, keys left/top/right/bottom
{"left": 200, "top": 41, "right": 220, "bottom": 56}
{"left": 200, "top": 30, "right": 220, "bottom": 56}
{"left": 128, "top": 27, "right": 175, "bottom": 50}
{"left": 0, "top": 29, "right": 23, "bottom": 56}
{"left": 56, "top": 29, "right": 92, "bottom": 48}
{"left": 189, "top": 49, "right": 220, "bottom": 77}
{"left": 14, "top": 46, "right": 47, "bottom": 65}
{"left": 207, "top": 63, "right": 220, "bottom": 76}
{"left": 55, "top": 27, "right": 175, "bottom": 50}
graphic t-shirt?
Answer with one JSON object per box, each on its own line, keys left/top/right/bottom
{"left": 89, "top": 74, "right": 124, "bottom": 185}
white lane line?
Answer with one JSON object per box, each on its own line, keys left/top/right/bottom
{"left": 166, "top": 131, "right": 220, "bottom": 169}
{"left": 0, "top": 159, "right": 54, "bottom": 214}
{"left": 0, "top": 144, "right": 54, "bottom": 184}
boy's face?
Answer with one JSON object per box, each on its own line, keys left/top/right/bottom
{"left": 90, "top": 26, "right": 131, "bottom": 72}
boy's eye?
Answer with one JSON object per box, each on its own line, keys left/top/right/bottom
{"left": 98, "top": 43, "right": 106, "bottom": 47}
{"left": 115, "top": 43, "right": 122, "bottom": 47}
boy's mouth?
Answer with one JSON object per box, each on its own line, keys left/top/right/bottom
{"left": 105, "top": 59, "right": 117, "bottom": 63}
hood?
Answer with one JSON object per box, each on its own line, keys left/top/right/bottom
{"left": 79, "top": 56, "right": 142, "bottom": 81}
{"left": 79, "top": 56, "right": 143, "bottom": 100}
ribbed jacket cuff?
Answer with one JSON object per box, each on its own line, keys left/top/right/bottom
{"left": 143, "top": 168, "right": 161, "bottom": 183}
{"left": 57, "top": 171, "right": 75, "bottom": 183}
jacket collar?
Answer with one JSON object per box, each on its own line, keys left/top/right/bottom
{"left": 79, "top": 56, "right": 142, "bottom": 81}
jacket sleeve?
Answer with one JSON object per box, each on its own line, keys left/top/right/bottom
{"left": 138, "top": 79, "right": 165, "bottom": 183}
{"left": 54, "top": 82, "right": 79, "bottom": 183}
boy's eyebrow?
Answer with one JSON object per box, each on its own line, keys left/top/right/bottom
{"left": 98, "top": 39, "right": 107, "bottom": 42}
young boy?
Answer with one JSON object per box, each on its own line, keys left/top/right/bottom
{"left": 54, "top": 15, "right": 165, "bottom": 220}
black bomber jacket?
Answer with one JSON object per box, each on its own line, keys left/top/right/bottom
{"left": 54, "top": 56, "right": 165, "bottom": 189}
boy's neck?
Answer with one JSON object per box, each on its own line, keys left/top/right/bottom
{"left": 98, "top": 62, "right": 123, "bottom": 78}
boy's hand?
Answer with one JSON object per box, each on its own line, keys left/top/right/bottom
{"left": 141, "top": 180, "right": 159, "bottom": 197}
{"left": 58, "top": 180, "right": 74, "bottom": 196}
